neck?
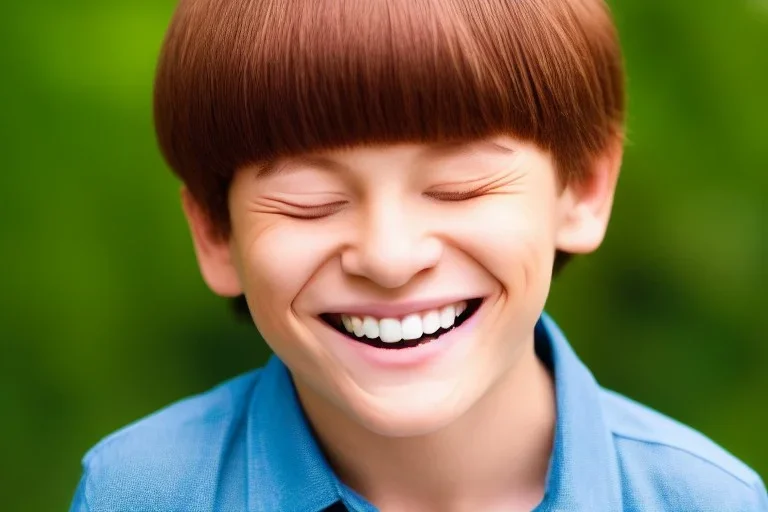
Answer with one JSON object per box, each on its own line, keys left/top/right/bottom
{"left": 296, "top": 339, "right": 556, "bottom": 512}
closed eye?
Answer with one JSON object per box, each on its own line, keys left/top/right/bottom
{"left": 282, "top": 201, "right": 348, "bottom": 219}
{"left": 424, "top": 189, "right": 485, "bottom": 202}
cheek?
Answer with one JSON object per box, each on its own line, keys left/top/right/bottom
{"left": 447, "top": 195, "right": 558, "bottom": 287}
{"left": 233, "top": 219, "right": 342, "bottom": 320}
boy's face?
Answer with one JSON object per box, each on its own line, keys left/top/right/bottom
{"left": 184, "top": 136, "right": 620, "bottom": 436}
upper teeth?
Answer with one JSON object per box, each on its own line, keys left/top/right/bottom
{"left": 340, "top": 301, "right": 467, "bottom": 343}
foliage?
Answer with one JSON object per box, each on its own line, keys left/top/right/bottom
{"left": 0, "top": 1, "right": 765, "bottom": 509}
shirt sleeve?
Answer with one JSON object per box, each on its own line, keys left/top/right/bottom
{"left": 68, "top": 472, "right": 90, "bottom": 512}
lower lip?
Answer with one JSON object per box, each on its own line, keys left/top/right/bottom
{"left": 328, "top": 305, "right": 483, "bottom": 369}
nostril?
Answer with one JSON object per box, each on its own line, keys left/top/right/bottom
{"left": 340, "top": 237, "right": 443, "bottom": 289}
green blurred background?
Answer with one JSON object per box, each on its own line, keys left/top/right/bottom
{"left": 1, "top": 1, "right": 766, "bottom": 510}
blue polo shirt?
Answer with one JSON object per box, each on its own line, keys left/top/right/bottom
{"left": 69, "top": 314, "right": 767, "bottom": 511}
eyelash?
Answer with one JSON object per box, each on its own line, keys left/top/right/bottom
{"left": 283, "top": 189, "right": 481, "bottom": 220}
{"left": 286, "top": 201, "right": 347, "bottom": 220}
{"left": 425, "top": 189, "right": 484, "bottom": 202}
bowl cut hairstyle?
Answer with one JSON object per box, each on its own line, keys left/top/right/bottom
{"left": 155, "top": 0, "right": 625, "bottom": 303}
{"left": 155, "top": 0, "right": 625, "bottom": 231}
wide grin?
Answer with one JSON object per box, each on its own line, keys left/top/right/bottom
{"left": 320, "top": 298, "right": 484, "bottom": 349}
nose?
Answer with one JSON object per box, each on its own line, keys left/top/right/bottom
{"left": 341, "top": 201, "right": 443, "bottom": 289}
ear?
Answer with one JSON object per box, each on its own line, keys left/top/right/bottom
{"left": 181, "top": 188, "right": 242, "bottom": 297}
{"left": 555, "top": 140, "right": 623, "bottom": 254}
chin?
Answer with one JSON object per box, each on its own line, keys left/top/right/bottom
{"left": 347, "top": 387, "right": 474, "bottom": 438}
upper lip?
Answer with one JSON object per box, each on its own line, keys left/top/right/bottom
{"left": 321, "top": 296, "right": 482, "bottom": 319}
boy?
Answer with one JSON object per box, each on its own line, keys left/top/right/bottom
{"left": 70, "top": 0, "right": 767, "bottom": 510}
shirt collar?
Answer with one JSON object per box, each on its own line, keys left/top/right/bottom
{"left": 247, "top": 313, "right": 623, "bottom": 512}
{"left": 247, "top": 355, "right": 342, "bottom": 512}
{"left": 534, "top": 313, "right": 623, "bottom": 511}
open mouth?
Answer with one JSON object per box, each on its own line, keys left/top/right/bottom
{"left": 319, "top": 298, "right": 484, "bottom": 350}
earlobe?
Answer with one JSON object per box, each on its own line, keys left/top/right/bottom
{"left": 555, "top": 142, "right": 623, "bottom": 254}
{"left": 181, "top": 188, "right": 243, "bottom": 297}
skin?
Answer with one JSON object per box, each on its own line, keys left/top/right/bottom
{"left": 183, "top": 135, "right": 621, "bottom": 511}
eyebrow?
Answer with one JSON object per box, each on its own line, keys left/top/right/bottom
{"left": 253, "top": 155, "right": 348, "bottom": 179}
{"left": 253, "top": 139, "right": 515, "bottom": 178}
{"left": 252, "top": 160, "right": 289, "bottom": 179}
{"left": 421, "top": 139, "right": 516, "bottom": 159}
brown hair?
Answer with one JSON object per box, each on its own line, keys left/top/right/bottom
{"left": 154, "top": 0, "right": 625, "bottom": 241}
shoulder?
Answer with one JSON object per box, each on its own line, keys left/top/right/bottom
{"left": 600, "top": 388, "right": 768, "bottom": 511}
{"left": 73, "top": 369, "right": 263, "bottom": 512}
